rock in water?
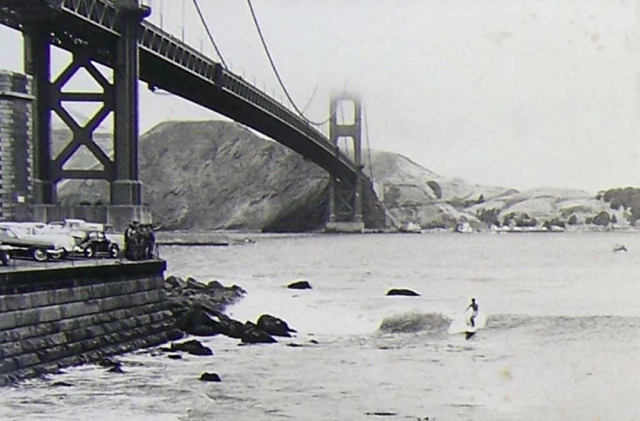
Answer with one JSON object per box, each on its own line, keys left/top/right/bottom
{"left": 257, "top": 314, "right": 297, "bottom": 337}
{"left": 52, "top": 381, "right": 74, "bottom": 387}
{"left": 287, "top": 280, "right": 312, "bottom": 290}
{"left": 199, "top": 372, "right": 221, "bottom": 382}
{"left": 108, "top": 365, "right": 124, "bottom": 374}
{"left": 209, "top": 312, "right": 246, "bottom": 339}
{"left": 170, "top": 339, "right": 213, "bottom": 356}
{"left": 97, "top": 357, "right": 120, "bottom": 368}
{"left": 386, "top": 288, "right": 420, "bottom": 296}
{"left": 241, "top": 322, "right": 277, "bottom": 344}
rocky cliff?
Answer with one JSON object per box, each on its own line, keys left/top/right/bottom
{"left": 56, "top": 119, "right": 631, "bottom": 232}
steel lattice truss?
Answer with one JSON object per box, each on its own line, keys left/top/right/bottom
{"left": 334, "top": 179, "right": 357, "bottom": 221}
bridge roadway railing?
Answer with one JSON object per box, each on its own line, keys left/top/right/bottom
{"left": 9, "top": 0, "right": 360, "bottom": 182}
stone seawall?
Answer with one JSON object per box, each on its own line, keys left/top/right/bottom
{"left": 0, "top": 260, "right": 181, "bottom": 385}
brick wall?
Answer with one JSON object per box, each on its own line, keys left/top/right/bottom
{"left": 0, "top": 70, "right": 34, "bottom": 221}
{"left": 0, "top": 260, "right": 181, "bottom": 384}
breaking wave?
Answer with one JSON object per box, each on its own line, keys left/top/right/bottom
{"left": 378, "top": 311, "right": 451, "bottom": 334}
{"left": 378, "top": 312, "right": 640, "bottom": 337}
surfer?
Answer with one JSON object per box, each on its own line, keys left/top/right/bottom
{"left": 465, "top": 298, "right": 479, "bottom": 327}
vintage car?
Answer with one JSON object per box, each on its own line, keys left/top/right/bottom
{"left": 0, "top": 227, "right": 65, "bottom": 262}
{"left": 73, "top": 230, "right": 120, "bottom": 258}
{"left": 0, "top": 244, "right": 11, "bottom": 266}
{"left": 0, "top": 222, "right": 79, "bottom": 257}
{"left": 45, "top": 219, "right": 125, "bottom": 250}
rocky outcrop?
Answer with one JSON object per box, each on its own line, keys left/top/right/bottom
{"left": 164, "top": 275, "right": 295, "bottom": 345}
{"left": 164, "top": 276, "right": 246, "bottom": 335}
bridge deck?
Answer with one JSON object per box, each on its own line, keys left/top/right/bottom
{"left": 0, "top": 0, "right": 361, "bottom": 184}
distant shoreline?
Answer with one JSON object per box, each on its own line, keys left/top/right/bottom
{"left": 153, "top": 225, "right": 640, "bottom": 247}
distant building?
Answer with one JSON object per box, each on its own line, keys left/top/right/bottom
{"left": 0, "top": 70, "right": 34, "bottom": 221}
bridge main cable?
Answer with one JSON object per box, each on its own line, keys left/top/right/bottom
{"left": 245, "top": 0, "right": 336, "bottom": 127}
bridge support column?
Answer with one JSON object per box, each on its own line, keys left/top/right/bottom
{"left": 109, "top": 1, "right": 151, "bottom": 229}
{"left": 23, "top": 29, "right": 55, "bottom": 206}
{"left": 325, "top": 94, "right": 365, "bottom": 233}
{"left": 111, "top": 1, "right": 150, "bottom": 208}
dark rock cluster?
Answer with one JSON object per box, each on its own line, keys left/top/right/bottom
{"left": 164, "top": 275, "right": 245, "bottom": 328}
{"left": 50, "top": 275, "right": 314, "bottom": 386}
{"left": 164, "top": 275, "right": 297, "bottom": 345}
{"left": 160, "top": 275, "right": 301, "bottom": 382}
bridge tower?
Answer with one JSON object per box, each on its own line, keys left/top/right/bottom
{"left": 326, "top": 94, "right": 365, "bottom": 233}
{"left": 23, "top": 0, "right": 151, "bottom": 231}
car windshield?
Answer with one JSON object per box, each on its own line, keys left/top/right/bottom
{"left": 88, "top": 231, "right": 105, "bottom": 239}
{"left": 0, "top": 228, "right": 18, "bottom": 238}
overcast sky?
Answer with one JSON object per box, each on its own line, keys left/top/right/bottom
{"left": 1, "top": 0, "right": 639, "bottom": 193}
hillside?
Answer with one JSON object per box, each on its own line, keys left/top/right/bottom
{"left": 58, "top": 120, "right": 385, "bottom": 231}
{"left": 367, "top": 151, "right": 628, "bottom": 231}
{"left": 364, "top": 151, "right": 517, "bottom": 230}
{"left": 137, "top": 121, "right": 381, "bottom": 230}
{"left": 56, "top": 119, "right": 631, "bottom": 232}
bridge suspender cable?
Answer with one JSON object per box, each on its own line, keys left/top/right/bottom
{"left": 246, "top": 0, "right": 337, "bottom": 127}
{"left": 300, "top": 84, "right": 319, "bottom": 115}
{"left": 363, "top": 104, "right": 375, "bottom": 182}
{"left": 192, "top": 0, "right": 228, "bottom": 69}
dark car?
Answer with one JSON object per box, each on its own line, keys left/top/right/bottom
{"left": 0, "top": 227, "right": 63, "bottom": 262}
{"left": 0, "top": 244, "right": 11, "bottom": 266}
{"left": 74, "top": 230, "right": 120, "bottom": 258}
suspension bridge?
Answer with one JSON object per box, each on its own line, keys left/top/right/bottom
{"left": 0, "top": 0, "right": 371, "bottom": 231}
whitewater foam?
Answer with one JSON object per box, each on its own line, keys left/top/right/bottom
{"left": 378, "top": 311, "right": 451, "bottom": 334}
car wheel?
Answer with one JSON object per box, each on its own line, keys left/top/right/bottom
{"left": 51, "top": 250, "right": 66, "bottom": 260}
{"left": 84, "top": 246, "right": 95, "bottom": 258}
{"left": 32, "top": 248, "right": 48, "bottom": 262}
{"left": 108, "top": 244, "right": 119, "bottom": 258}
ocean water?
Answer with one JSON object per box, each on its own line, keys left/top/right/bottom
{"left": 2, "top": 232, "right": 640, "bottom": 420}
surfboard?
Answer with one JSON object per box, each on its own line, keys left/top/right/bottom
{"left": 447, "top": 308, "right": 486, "bottom": 338}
